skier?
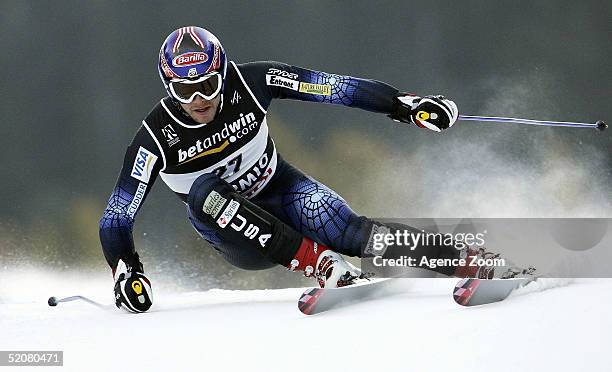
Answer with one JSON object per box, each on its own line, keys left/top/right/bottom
{"left": 101, "top": 26, "right": 471, "bottom": 313}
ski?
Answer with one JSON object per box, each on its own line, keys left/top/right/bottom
{"left": 298, "top": 278, "right": 395, "bottom": 315}
{"left": 453, "top": 277, "right": 536, "bottom": 306}
{"left": 298, "top": 276, "right": 538, "bottom": 313}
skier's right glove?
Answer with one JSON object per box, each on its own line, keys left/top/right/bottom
{"left": 389, "top": 93, "right": 459, "bottom": 132}
{"left": 113, "top": 258, "right": 153, "bottom": 313}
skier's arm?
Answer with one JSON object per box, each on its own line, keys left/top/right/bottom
{"left": 238, "top": 61, "right": 398, "bottom": 113}
{"left": 100, "top": 125, "right": 159, "bottom": 313}
{"left": 99, "top": 124, "right": 162, "bottom": 274}
{"left": 238, "top": 61, "right": 458, "bottom": 132}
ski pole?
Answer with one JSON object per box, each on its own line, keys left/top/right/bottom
{"left": 48, "top": 295, "right": 111, "bottom": 309}
{"left": 458, "top": 115, "right": 607, "bottom": 131}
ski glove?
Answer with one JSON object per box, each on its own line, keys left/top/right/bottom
{"left": 113, "top": 259, "right": 153, "bottom": 313}
{"left": 389, "top": 93, "right": 458, "bottom": 132}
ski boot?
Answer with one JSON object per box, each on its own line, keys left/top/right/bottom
{"left": 314, "top": 251, "right": 366, "bottom": 288}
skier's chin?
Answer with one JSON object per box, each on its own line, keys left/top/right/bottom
{"left": 189, "top": 106, "right": 215, "bottom": 123}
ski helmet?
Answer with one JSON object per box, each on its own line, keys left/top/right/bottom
{"left": 158, "top": 26, "right": 227, "bottom": 101}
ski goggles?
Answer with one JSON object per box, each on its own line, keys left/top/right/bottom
{"left": 168, "top": 72, "right": 222, "bottom": 103}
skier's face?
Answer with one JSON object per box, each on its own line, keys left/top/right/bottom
{"left": 180, "top": 94, "right": 221, "bottom": 124}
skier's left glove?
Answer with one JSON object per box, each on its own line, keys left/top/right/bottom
{"left": 389, "top": 93, "right": 459, "bottom": 132}
{"left": 113, "top": 259, "right": 153, "bottom": 313}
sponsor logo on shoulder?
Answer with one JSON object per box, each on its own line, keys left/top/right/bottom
{"left": 131, "top": 147, "right": 158, "bottom": 183}
{"left": 203, "top": 190, "right": 227, "bottom": 218}
{"left": 217, "top": 199, "right": 241, "bottom": 228}
{"left": 162, "top": 124, "right": 180, "bottom": 147}
{"left": 299, "top": 82, "right": 331, "bottom": 96}
{"left": 266, "top": 74, "right": 299, "bottom": 91}
{"left": 266, "top": 68, "right": 298, "bottom": 80}
{"left": 172, "top": 52, "right": 208, "bottom": 67}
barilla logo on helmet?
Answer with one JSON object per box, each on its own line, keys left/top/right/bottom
{"left": 172, "top": 52, "right": 209, "bottom": 67}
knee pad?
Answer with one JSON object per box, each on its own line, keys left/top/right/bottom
{"left": 187, "top": 173, "right": 302, "bottom": 266}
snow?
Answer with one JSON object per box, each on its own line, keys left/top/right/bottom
{"left": 1, "top": 272, "right": 611, "bottom": 372}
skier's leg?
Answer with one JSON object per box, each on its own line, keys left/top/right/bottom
{"left": 188, "top": 172, "right": 371, "bottom": 287}
{"left": 249, "top": 157, "right": 368, "bottom": 256}
{"left": 251, "top": 158, "right": 462, "bottom": 276}
{"left": 186, "top": 166, "right": 496, "bottom": 282}
{"left": 187, "top": 207, "right": 276, "bottom": 270}
{"left": 187, "top": 173, "right": 304, "bottom": 270}
{"left": 188, "top": 172, "right": 341, "bottom": 275}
